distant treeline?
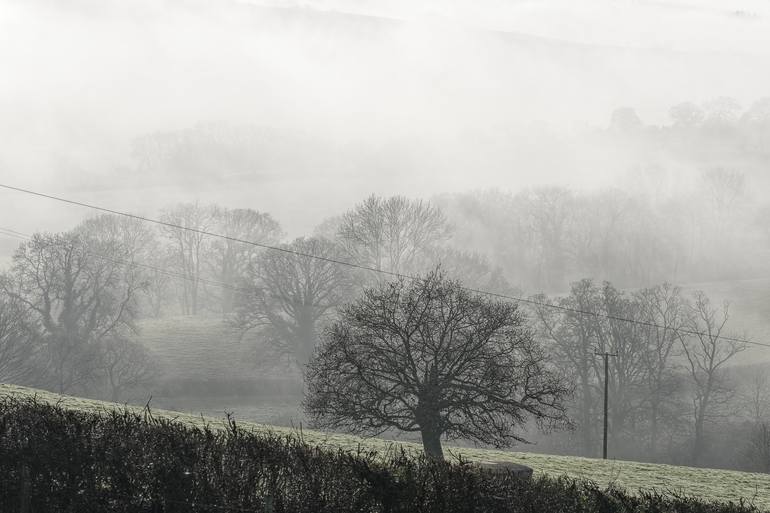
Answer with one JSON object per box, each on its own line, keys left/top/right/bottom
{"left": 0, "top": 395, "right": 761, "bottom": 513}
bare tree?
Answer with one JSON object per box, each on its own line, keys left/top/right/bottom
{"left": 142, "top": 252, "right": 174, "bottom": 318}
{"left": 531, "top": 279, "right": 600, "bottom": 456}
{"left": 337, "top": 195, "right": 450, "bottom": 277}
{"left": 233, "top": 237, "right": 354, "bottom": 369}
{"left": 521, "top": 187, "right": 573, "bottom": 290}
{"left": 742, "top": 422, "right": 770, "bottom": 473}
{"left": 679, "top": 291, "right": 746, "bottom": 464}
{"left": 431, "top": 247, "right": 515, "bottom": 295}
{"left": 2, "top": 232, "right": 143, "bottom": 393}
{"left": 534, "top": 279, "right": 675, "bottom": 458}
{"left": 635, "top": 283, "right": 686, "bottom": 457}
{"left": 742, "top": 369, "right": 770, "bottom": 423}
{"left": 209, "top": 208, "right": 283, "bottom": 314}
{"left": 0, "top": 292, "right": 42, "bottom": 385}
{"left": 160, "top": 202, "right": 218, "bottom": 315}
{"left": 593, "top": 283, "right": 649, "bottom": 450}
{"left": 98, "top": 336, "right": 158, "bottom": 402}
{"left": 305, "top": 269, "right": 569, "bottom": 460}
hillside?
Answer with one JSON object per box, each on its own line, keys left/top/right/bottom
{"left": 2, "top": 383, "right": 768, "bottom": 509}
{"left": 133, "top": 316, "right": 301, "bottom": 392}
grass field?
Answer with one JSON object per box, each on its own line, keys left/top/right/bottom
{"left": 2, "top": 383, "right": 769, "bottom": 509}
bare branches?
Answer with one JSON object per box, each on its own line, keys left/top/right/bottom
{"left": 304, "top": 268, "right": 569, "bottom": 460}
{"left": 3, "top": 222, "right": 146, "bottom": 394}
{"left": 678, "top": 291, "right": 746, "bottom": 463}
{"left": 231, "top": 237, "right": 354, "bottom": 369}
{"left": 0, "top": 292, "right": 43, "bottom": 384}
{"left": 337, "top": 195, "right": 450, "bottom": 277}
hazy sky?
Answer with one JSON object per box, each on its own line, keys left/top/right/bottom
{"left": 1, "top": 0, "right": 770, "bottom": 238}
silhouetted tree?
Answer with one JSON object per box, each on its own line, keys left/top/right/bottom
{"left": 304, "top": 269, "right": 569, "bottom": 460}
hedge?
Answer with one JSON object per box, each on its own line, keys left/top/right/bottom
{"left": 0, "top": 396, "right": 761, "bottom": 513}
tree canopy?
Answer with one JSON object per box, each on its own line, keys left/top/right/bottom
{"left": 304, "top": 269, "right": 569, "bottom": 460}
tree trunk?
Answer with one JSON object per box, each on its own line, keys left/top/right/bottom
{"left": 296, "top": 311, "right": 316, "bottom": 367}
{"left": 693, "top": 414, "right": 705, "bottom": 464}
{"left": 649, "top": 402, "right": 658, "bottom": 457}
{"left": 420, "top": 427, "right": 444, "bottom": 461}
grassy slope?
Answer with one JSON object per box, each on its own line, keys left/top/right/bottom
{"left": 134, "top": 316, "right": 289, "bottom": 382}
{"left": 2, "top": 383, "right": 769, "bottom": 509}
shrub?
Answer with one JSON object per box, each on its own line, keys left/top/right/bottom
{"left": 0, "top": 396, "right": 761, "bottom": 513}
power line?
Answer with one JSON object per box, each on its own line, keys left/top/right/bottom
{"left": 0, "top": 182, "right": 767, "bottom": 349}
{"left": 0, "top": 183, "right": 407, "bottom": 279}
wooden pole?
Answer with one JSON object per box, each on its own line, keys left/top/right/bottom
{"left": 595, "top": 351, "right": 617, "bottom": 460}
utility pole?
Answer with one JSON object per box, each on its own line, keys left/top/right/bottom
{"left": 595, "top": 351, "right": 617, "bottom": 460}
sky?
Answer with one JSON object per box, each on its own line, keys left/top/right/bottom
{"left": 1, "top": 0, "right": 770, "bottom": 239}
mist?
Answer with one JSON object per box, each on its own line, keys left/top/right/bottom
{"left": 3, "top": 0, "right": 770, "bottom": 236}
{"left": 3, "top": 0, "right": 770, "bottom": 484}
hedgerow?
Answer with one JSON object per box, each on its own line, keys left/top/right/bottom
{"left": 0, "top": 396, "right": 761, "bottom": 513}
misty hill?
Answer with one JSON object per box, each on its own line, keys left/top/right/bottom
{"left": 5, "top": 0, "right": 770, "bottom": 241}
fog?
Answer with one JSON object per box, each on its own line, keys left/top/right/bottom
{"left": 3, "top": 0, "right": 770, "bottom": 236}
{"left": 2, "top": 0, "right": 770, "bottom": 474}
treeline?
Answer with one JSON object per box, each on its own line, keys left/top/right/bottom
{"left": 435, "top": 176, "right": 763, "bottom": 292}
{"left": 0, "top": 395, "right": 761, "bottom": 513}
{"left": 0, "top": 195, "right": 512, "bottom": 401}
{"left": 528, "top": 279, "right": 769, "bottom": 472}
{"left": 609, "top": 97, "right": 770, "bottom": 159}
{"left": 1, "top": 190, "right": 769, "bottom": 472}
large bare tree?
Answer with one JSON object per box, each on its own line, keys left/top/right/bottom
{"left": 2, "top": 231, "right": 144, "bottom": 393}
{"left": 304, "top": 269, "right": 569, "bottom": 460}
{"left": 233, "top": 237, "right": 353, "bottom": 369}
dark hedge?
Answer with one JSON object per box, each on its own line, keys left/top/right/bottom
{"left": 0, "top": 396, "right": 762, "bottom": 513}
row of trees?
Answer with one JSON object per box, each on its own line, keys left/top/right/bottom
{"left": 0, "top": 194, "right": 513, "bottom": 397}
{"left": 1, "top": 192, "right": 767, "bottom": 470}
{"left": 530, "top": 279, "right": 755, "bottom": 467}
{"left": 435, "top": 169, "right": 759, "bottom": 292}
